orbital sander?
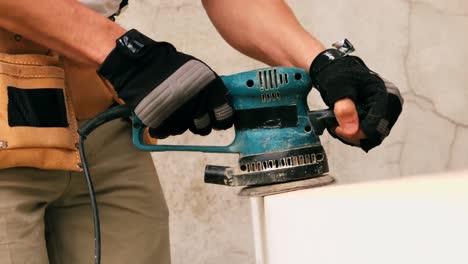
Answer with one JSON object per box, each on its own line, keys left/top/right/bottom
{"left": 80, "top": 66, "right": 347, "bottom": 190}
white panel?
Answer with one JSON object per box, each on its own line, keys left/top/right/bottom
{"left": 264, "top": 170, "right": 468, "bottom": 264}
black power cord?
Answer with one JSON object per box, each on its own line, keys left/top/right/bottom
{"left": 78, "top": 137, "right": 101, "bottom": 264}
{"left": 77, "top": 105, "right": 132, "bottom": 264}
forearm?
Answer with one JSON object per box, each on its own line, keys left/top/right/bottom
{"left": 0, "top": 0, "right": 125, "bottom": 66}
{"left": 202, "top": 0, "right": 325, "bottom": 70}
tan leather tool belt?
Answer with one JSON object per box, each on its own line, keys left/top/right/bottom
{"left": 0, "top": 53, "right": 81, "bottom": 171}
{"left": 0, "top": 29, "right": 116, "bottom": 171}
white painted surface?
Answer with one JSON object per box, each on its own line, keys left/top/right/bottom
{"left": 250, "top": 197, "right": 267, "bottom": 264}
{"left": 263, "top": 170, "right": 468, "bottom": 264}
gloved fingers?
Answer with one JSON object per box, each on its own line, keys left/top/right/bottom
{"left": 360, "top": 74, "right": 388, "bottom": 108}
{"left": 150, "top": 110, "right": 209, "bottom": 138}
{"left": 167, "top": 114, "right": 191, "bottom": 136}
{"left": 359, "top": 74, "right": 390, "bottom": 136}
{"left": 149, "top": 119, "right": 189, "bottom": 139}
{"left": 189, "top": 91, "right": 213, "bottom": 136}
{"left": 148, "top": 104, "right": 191, "bottom": 139}
{"left": 189, "top": 112, "right": 212, "bottom": 135}
{"left": 205, "top": 76, "right": 234, "bottom": 130}
{"left": 149, "top": 123, "right": 171, "bottom": 139}
{"left": 381, "top": 77, "right": 404, "bottom": 125}
{"left": 358, "top": 75, "right": 402, "bottom": 151}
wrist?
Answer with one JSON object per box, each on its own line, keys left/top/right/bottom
{"left": 286, "top": 33, "right": 325, "bottom": 71}
{"left": 98, "top": 29, "right": 158, "bottom": 88}
{"left": 93, "top": 23, "right": 126, "bottom": 65}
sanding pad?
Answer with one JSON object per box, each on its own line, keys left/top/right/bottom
{"left": 238, "top": 175, "right": 335, "bottom": 197}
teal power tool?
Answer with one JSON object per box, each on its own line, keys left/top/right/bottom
{"left": 78, "top": 67, "right": 343, "bottom": 263}
{"left": 81, "top": 67, "right": 339, "bottom": 185}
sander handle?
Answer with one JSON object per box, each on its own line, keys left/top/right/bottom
{"left": 308, "top": 106, "right": 367, "bottom": 136}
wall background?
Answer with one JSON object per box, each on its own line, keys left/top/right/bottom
{"left": 117, "top": 1, "right": 468, "bottom": 263}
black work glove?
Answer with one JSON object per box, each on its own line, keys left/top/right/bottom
{"left": 310, "top": 41, "right": 403, "bottom": 152}
{"left": 98, "top": 29, "right": 234, "bottom": 139}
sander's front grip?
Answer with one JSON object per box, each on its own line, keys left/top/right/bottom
{"left": 308, "top": 109, "right": 338, "bottom": 136}
{"left": 308, "top": 107, "right": 368, "bottom": 136}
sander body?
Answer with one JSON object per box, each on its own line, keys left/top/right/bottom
{"left": 81, "top": 67, "right": 344, "bottom": 188}
{"left": 130, "top": 67, "right": 340, "bottom": 187}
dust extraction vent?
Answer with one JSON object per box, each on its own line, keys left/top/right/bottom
{"left": 257, "top": 68, "right": 288, "bottom": 91}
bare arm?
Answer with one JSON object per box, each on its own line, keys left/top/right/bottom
{"left": 0, "top": 0, "right": 320, "bottom": 70}
{"left": 202, "top": 0, "right": 325, "bottom": 70}
{"left": 0, "top": 0, "right": 125, "bottom": 66}
{"left": 203, "top": 0, "right": 367, "bottom": 144}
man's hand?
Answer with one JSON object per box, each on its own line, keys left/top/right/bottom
{"left": 98, "top": 29, "right": 234, "bottom": 139}
{"left": 310, "top": 48, "right": 403, "bottom": 152}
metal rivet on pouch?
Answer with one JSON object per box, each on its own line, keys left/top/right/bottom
{"left": 14, "top": 34, "right": 22, "bottom": 41}
{"left": 0, "top": 141, "right": 8, "bottom": 149}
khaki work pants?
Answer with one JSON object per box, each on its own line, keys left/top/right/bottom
{"left": 0, "top": 119, "right": 171, "bottom": 264}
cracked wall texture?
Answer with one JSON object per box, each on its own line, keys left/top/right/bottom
{"left": 117, "top": 0, "right": 468, "bottom": 263}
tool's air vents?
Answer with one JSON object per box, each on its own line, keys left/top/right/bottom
{"left": 257, "top": 68, "right": 288, "bottom": 91}
{"left": 261, "top": 92, "right": 281, "bottom": 102}
{"left": 240, "top": 152, "right": 325, "bottom": 173}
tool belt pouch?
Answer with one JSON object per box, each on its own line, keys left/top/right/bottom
{"left": 0, "top": 53, "right": 81, "bottom": 171}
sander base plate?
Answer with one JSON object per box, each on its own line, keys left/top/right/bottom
{"left": 238, "top": 174, "right": 335, "bottom": 197}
